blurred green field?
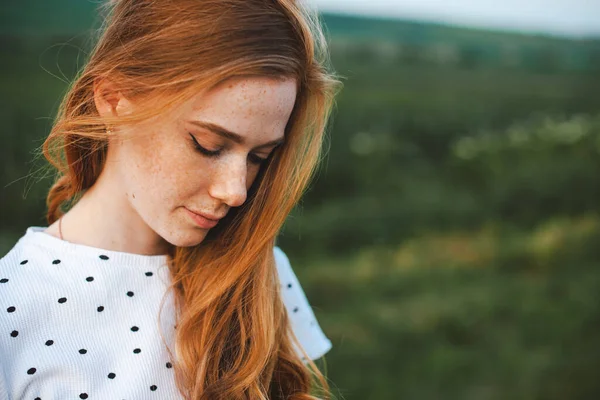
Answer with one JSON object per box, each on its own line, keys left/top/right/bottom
{"left": 2, "top": 8, "right": 600, "bottom": 400}
{"left": 297, "top": 214, "right": 600, "bottom": 400}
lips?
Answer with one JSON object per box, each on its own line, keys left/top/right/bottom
{"left": 184, "top": 207, "right": 223, "bottom": 229}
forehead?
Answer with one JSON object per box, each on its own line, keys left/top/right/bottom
{"left": 166, "top": 76, "right": 297, "bottom": 144}
{"left": 189, "top": 76, "right": 297, "bottom": 121}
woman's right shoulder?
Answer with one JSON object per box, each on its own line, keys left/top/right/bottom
{"left": 0, "top": 227, "right": 53, "bottom": 287}
{"left": 1, "top": 233, "right": 28, "bottom": 266}
{"left": 0, "top": 231, "right": 54, "bottom": 398}
{"left": 0, "top": 228, "right": 60, "bottom": 329}
{"left": 0, "top": 232, "right": 33, "bottom": 281}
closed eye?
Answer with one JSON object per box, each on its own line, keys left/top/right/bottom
{"left": 249, "top": 143, "right": 282, "bottom": 166}
{"left": 248, "top": 153, "right": 267, "bottom": 165}
{"left": 189, "top": 133, "right": 221, "bottom": 156}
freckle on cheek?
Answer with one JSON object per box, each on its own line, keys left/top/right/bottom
{"left": 132, "top": 193, "right": 136, "bottom": 199}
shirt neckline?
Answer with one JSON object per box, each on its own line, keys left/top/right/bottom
{"left": 22, "top": 226, "right": 170, "bottom": 269}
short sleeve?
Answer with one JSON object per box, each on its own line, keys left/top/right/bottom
{"left": 0, "top": 263, "right": 11, "bottom": 400}
{"left": 273, "top": 246, "right": 332, "bottom": 361}
{"left": 0, "top": 364, "right": 9, "bottom": 400}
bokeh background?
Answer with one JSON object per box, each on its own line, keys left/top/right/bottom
{"left": 2, "top": 1, "right": 600, "bottom": 399}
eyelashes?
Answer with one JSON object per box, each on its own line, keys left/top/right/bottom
{"left": 248, "top": 153, "right": 268, "bottom": 165}
{"left": 189, "top": 133, "right": 221, "bottom": 156}
{"left": 188, "top": 133, "right": 268, "bottom": 165}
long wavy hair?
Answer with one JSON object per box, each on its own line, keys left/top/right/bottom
{"left": 41, "top": 0, "right": 342, "bottom": 398}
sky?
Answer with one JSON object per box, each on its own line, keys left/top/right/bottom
{"left": 307, "top": 0, "right": 600, "bottom": 38}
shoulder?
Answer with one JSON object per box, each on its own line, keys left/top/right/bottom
{"left": 0, "top": 229, "right": 56, "bottom": 318}
{"left": 272, "top": 246, "right": 333, "bottom": 361}
{"left": 0, "top": 227, "right": 68, "bottom": 339}
{"left": 273, "top": 245, "right": 293, "bottom": 279}
{"left": 0, "top": 231, "right": 40, "bottom": 397}
{"left": 273, "top": 246, "right": 305, "bottom": 297}
{"left": 0, "top": 227, "right": 58, "bottom": 284}
{"left": 0, "top": 231, "right": 30, "bottom": 280}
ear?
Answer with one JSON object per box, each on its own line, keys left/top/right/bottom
{"left": 93, "top": 78, "right": 133, "bottom": 119}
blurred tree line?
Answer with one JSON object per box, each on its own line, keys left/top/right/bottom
{"left": 278, "top": 21, "right": 600, "bottom": 256}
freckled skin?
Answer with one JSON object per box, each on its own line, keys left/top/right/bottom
{"left": 112, "top": 77, "right": 297, "bottom": 248}
{"left": 47, "top": 76, "right": 297, "bottom": 255}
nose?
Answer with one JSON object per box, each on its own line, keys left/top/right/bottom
{"left": 208, "top": 157, "right": 248, "bottom": 208}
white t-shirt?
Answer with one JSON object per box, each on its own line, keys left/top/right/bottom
{"left": 0, "top": 226, "right": 332, "bottom": 399}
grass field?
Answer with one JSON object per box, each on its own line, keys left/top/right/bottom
{"left": 295, "top": 215, "right": 600, "bottom": 400}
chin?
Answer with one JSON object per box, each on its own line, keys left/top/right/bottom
{"left": 163, "top": 228, "right": 209, "bottom": 248}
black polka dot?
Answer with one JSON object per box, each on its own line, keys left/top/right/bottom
{"left": 85, "top": 276, "right": 94, "bottom": 282}
{"left": 45, "top": 339, "right": 54, "bottom": 346}
{"left": 131, "top": 326, "right": 139, "bottom": 332}
{"left": 7, "top": 306, "right": 15, "bottom": 313}
{"left": 166, "top": 362, "right": 172, "bottom": 369}
{"left": 10, "top": 330, "right": 18, "bottom": 337}
{"left": 99, "top": 255, "right": 109, "bottom": 260}
{"left": 20, "top": 259, "right": 28, "bottom": 265}
{"left": 80, "top": 393, "right": 88, "bottom": 399}
{"left": 97, "top": 306, "right": 104, "bottom": 312}
{"left": 287, "top": 283, "right": 292, "bottom": 288}
{"left": 293, "top": 307, "right": 299, "bottom": 313}
{"left": 79, "top": 349, "right": 87, "bottom": 354}
{"left": 35, "top": 397, "right": 41, "bottom": 400}
{"left": 127, "top": 291, "right": 134, "bottom": 297}
{"left": 150, "top": 385, "right": 157, "bottom": 391}
{"left": 0, "top": 278, "right": 8, "bottom": 283}
{"left": 27, "top": 367, "right": 36, "bottom": 374}
{"left": 108, "top": 372, "right": 116, "bottom": 379}
{"left": 145, "top": 271, "right": 153, "bottom": 276}
{"left": 58, "top": 297, "right": 67, "bottom": 304}
{"left": 133, "top": 348, "right": 141, "bottom": 354}
{"left": 52, "top": 259, "right": 61, "bottom": 265}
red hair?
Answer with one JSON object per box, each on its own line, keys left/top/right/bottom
{"left": 43, "top": 0, "right": 342, "bottom": 398}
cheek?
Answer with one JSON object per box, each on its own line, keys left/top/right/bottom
{"left": 119, "top": 131, "right": 209, "bottom": 210}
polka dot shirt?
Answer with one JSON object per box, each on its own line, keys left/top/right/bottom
{"left": 0, "top": 227, "right": 332, "bottom": 399}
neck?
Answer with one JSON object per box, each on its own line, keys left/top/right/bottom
{"left": 46, "top": 170, "right": 171, "bottom": 256}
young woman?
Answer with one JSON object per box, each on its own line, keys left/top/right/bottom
{"left": 0, "top": 0, "right": 342, "bottom": 398}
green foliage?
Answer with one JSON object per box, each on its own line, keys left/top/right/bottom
{"left": 296, "top": 215, "right": 600, "bottom": 400}
{"left": 450, "top": 114, "right": 600, "bottom": 223}
{"left": 279, "top": 77, "right": 600, "bottom": 255}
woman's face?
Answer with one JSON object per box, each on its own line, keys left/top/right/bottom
{"left": 100, "top": 76, "right": 297, "bottom": 247}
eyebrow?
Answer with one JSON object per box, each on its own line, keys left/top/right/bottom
{"left": 189, "top": 120, "right": 285, "bottom": 150}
